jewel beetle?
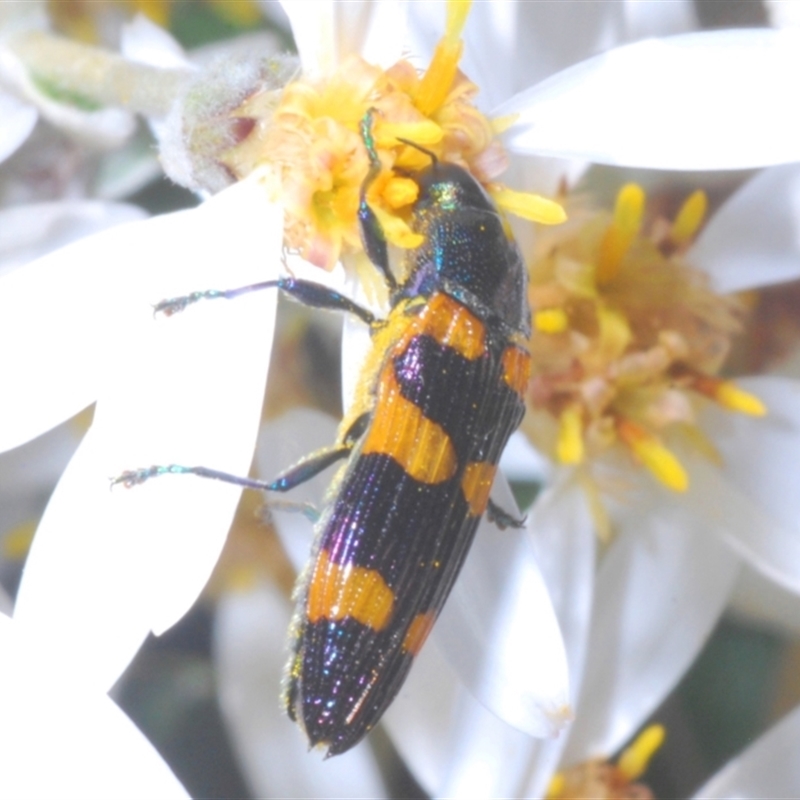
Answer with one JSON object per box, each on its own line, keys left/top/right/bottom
{"left": 118, "top": 111, "right": 533, "bottom": 756}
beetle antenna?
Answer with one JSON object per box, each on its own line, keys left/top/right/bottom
{"left": 395, "top": 137, "right": 438, "bottom": 166}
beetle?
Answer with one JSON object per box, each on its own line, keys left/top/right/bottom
{"left": 117, "top": 111, "right": 532, "bottom": 756}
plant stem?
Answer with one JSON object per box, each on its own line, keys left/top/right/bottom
{"left": 6, "top": 30, "right": 190, "bottom": 118}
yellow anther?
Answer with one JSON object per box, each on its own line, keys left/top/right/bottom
{"left": 715, "top": 381, "right": 767, "bottom": 416}
{"left": 369, "top": 203, "right": 425, "bottom": 249}
{"left": 596, "top": 183, "right": 645, "bottom": 284}
{"left": 617, "top": 419, "right": 688, "bottom": 492}
{"left": 595, "top": 303, "right": 632, "bottom": 363}
{"left": 382, "top": 176, "right": 419, "bottom": 209}
{"left": 534, "top": 308, "right": 569, "bottom": 334}
{"left": 671, "top": 190, "right": 707, "bottom": 245}
{"left": 544, "top": 772, "right": 566, "bottom": 799}
{"left": 557, "top": 406, "right": 584, "bottom": 464}
{"left": 446, "top": 0, "right": 472, "bottom": 41}
{"left": 491, "top": 187, "right": 567, "bottom": 225}
{"left": 692, "top": 375, "right": 767, "bottom": 417}
{"left": 415, "top": 0, "right": 472, "bottom": 115}
{"left": 374, "top": 120, "right": 444, "bottom": 149}
{"left": 618, "top": 724, "right": 666, "bottom": 781}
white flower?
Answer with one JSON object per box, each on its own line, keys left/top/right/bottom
{"left": 374, "top": 162, "right": 800, "bottom": 799}
{"left": 0, "top": 608, "right": 189, "bottom": 799}
{"left": 3, "top": 0, "right": 800, "bottom": 791}
{"left": 0, "top": 2, "right": 136, "bottom": 157}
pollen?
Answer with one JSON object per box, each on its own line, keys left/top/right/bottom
{"left": 546, "top": 725, "right": 664, "bottom": 799}
{"left": 617, "top": 724, "right": 666, "bottom": 782}
{"left": 534, "top": 308, "right": 569, "bottom": 334}
{"left": 692, "top": 375, "right": 766, "bottom": 416}
{"left": 415, "top": 0, "right": 470, "bottom": 116}
{"left": 523, "top": 183, "right": 755, "bottom": 507}
{"left": 492, "top": 187, "right": 567, "bottom": 226}
{"left": 617, "top": 419, "right": 688, "bottom": 492}
{"left": 220, "top": 0, "right": 558, "bottom": 273}
{"left": 596, "top": 183, "right": 645, "bottom": 284}
{"left": 557, "top": 406, "right": 584, "bottom": 464}
{"left": 670, "top": 190, "right": 707, "bottom": 246}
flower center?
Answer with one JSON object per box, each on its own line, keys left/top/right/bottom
{"left": 522, "top": 184, "right": 764, "bottom": 495}
{"left": 221, "top": 0, "right": 565, "bottom": 271}
{"left": 547, "top": 724, "right": 665, "bottom": 800}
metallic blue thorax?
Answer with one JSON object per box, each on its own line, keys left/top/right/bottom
{"left": 397, "top": 162, "right": 531, "bottom": 339}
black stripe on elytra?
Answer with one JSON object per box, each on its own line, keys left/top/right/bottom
{"left": 320, "top": 453, "right": 471, "bottom": 583}
{"left": 392, "top": 332, "right": 526, "bottom": 462}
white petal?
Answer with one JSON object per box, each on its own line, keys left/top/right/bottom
{"left": 622, "top": 0, "right": 698, "bottom": 39}
{"left": 691, "top": 164, "right": 800, "bottom": 293}
{"left": 213, "top": 583, "right": 387, "bottom": 798}
{"left": 434, "top": 476, "right": 570, "bottom": 738}
{"left": 255, "top": 408, "right": 339, "bottom": 573}
{"left": 693, "top": 705, "right": 800, "bottom": 798}
{"left": 0, "top": 689, "right": 189, "bottom": 800}
{"left": 765, "top": 0, "right": 800, "bottom": 28}
{"left": 0, "top": 200, "right": 147, "bottom": 273}
{"left": 562, "top": 486, "right": 740, "bottom": 763}
{"left": 498, "top": 430, "right": 550, "bottom": 483}
{"left": 692, "top": 376, "right": 800, "bottom": 592}
{"left": 281, "top": 0, "right": 406, "bottom": 75}
{"left": 499, "top": 29, "right": 800, "bottom": 169}
{"left": 522, "top": 473, "right": 597, "bottom": 798}
{"left": 121, "top": 14, "right": 189, "bottom": 69}
{"left": 0, "top": 214, "right": 157, "bottom": 452}
{"left": 0, "top": 417, "right": 83, "bottom": 551}
{"left": 386, "top": 475, "right": 596, "bottom": 800}
{"left": 340, "top": 268, "right": 384, "bottom": 414}
{"left": 0, "top": 91, "right": 36, "bottom": 163}
{"left": 0, "top": 584, "right": 11, "bottom": 615}
{"left": 14, "top": 182, "right": 281, "bottom": 689}
{"left": 385, "top": 630, "right": 539, "bottom": 799}
{"left": 729, "top": 565, "right": 800, "bottom": 639}
{"left": 407, "top": 1, "right": 630, "bottom": 112}
{"left": 0, "top": 620, "right": 187, "bottom": 800}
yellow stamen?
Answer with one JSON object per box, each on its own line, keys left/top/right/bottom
{"left": 595, "top": 304, "right": 632, "bottom": 363}
{"left": 369, "top": 203, "right": 425, "bottom": 249}
{"left": 545, "top": 772, "right": 566, "bottom": 799}
{"left": 715, "top": 381, "right": 767, "bottom": 416}
{"left": 671, "top": 190, "right": 707, "bottom": 245}
{"left": 382, "top": 176, "right": 420, "bottom": 209}
{"left": 617, "top": 419, "right": 688, "bottom": 492}
{"left": 446, "top": 0, "right": 472, "bottom": 41}
{"left": 578, "top": 470, "right": 612, "bottom": 544}
{"left": 415, "top": 1, "right": 471, "bottom": 116}
{"left": 492, "top": 187, "right": 567, "bottom": 225}
{"left": 692, "top": 375, "right": 767, "bottom": 416}
{"left": 617, "top": 724, "right": 666, "bottom": 781}
{"left": 557, "top": 406, "right": 584, "bottom": 464}
{"left": 534, "top": 308, "right": 569, "bottom": 334}
{"left": 596, "top": 183, "right": 645, "bottom": 284}
{"left": 374, "top": 120, "right": 444, "bottom": 149}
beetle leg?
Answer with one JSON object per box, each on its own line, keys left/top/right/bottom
{"left": 357, "top": 109, "right": 397, "bottom": 292}
{"left": 154, "top": 277, "right": 377, "bottom": 326}
{"left": 486, "top": 497, "right": 526, "bottom": 530}
{"left": 112, "top": 444, "right": 352, "bottom": 493}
